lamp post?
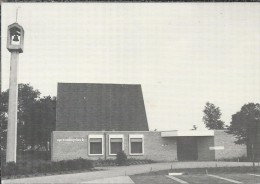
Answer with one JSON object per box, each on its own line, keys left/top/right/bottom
{"left": 6, "top": 22, "right": 24, "bottom": 163}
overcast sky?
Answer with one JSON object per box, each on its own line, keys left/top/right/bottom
{"left": 2, "top": 3, "right": 260, "bottom": 131}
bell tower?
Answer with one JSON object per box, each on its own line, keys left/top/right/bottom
{"left": 6, "top": 22, "right": 24, "bottom": 163}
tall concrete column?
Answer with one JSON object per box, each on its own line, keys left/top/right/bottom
{"left": 6, "top": 51, "right": 19, "bottom": 163}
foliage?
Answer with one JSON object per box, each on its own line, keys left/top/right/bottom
{"left": 191, "top": 125, "right": 198, "bottom": 130}
{"left": 2, "top": 162, "right": 18, "bottom": 176}
{"left": 227, "top": 103, "right": 260, "bottom": 145}
{"left": 125, "top": 158, "right": 154, "bottom": 165}
{"left": 1, "top": 158, "right": 93, "bottom": 177}
{"left": 202, "top": 102, "right": 225, "bottom": 130}
{"left": 0, "top": 91, "right": 8, "bottom": 150}
{"left": 218, "top": 156, "right": 249, "bottom": 162}
{"left": 21, "top": 96, "right": 56, "bottom": 150}
{"left": 93, "top": 158, "right": 154, "bottom": 167}
{"left": 116, "top": 150, "right": 127, "bottom": 166}
{"left": 0, "top": 83, "right": 56, "bottom": 151}
{"left": 94, "top": 159, "right": 117, "bottom": 167}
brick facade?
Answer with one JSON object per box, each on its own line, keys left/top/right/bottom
{"left": 51, "top": 130, "right": 247, "bottom": 162}
{"left": 214, "top": 130, "right": 247, "bottom": 160}
{"left": 52, "top": 131, "right": 177, "bottom": 162}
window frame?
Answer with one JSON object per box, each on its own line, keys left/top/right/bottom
{"left": 88, "top": 134, "right": 104, "bottom": 156}
{"left": 109, "top": 134, "right": 124, "bottom": 156}
{"left": 129, "top": 134, "right": 144, "bottom": 155}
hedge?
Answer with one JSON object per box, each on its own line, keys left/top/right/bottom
{"left": 2, "top": 158, "right": 93, "bottom": 177}
{"left": 93, "top": 158, "right": 154, "bottom": 167}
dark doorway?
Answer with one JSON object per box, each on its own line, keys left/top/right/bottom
{"left": 177, "top": 137, "right": 198, "bottom": 161}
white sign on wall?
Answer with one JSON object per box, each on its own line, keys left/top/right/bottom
{"left": 57, "top": 138, "right": 85, "bottom": 142}
{"left": 209, "top": 146, "right": 224, "bottom": 150}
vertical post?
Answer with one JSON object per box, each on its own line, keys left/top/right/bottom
{"left": 6, "top": 51, "right": 19, "bottom": 163}
{"left": 104, "top": 132, "right": 107, "bottom": 160}
{"left": 252, "top": 144, "right": 255, "bottom": 170}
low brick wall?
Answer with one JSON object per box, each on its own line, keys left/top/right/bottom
{"left": 52, "top": 131, "right": 177, "bottom": 162}
{"left": 214, "top": 130, "right": 247, "bottom": 160}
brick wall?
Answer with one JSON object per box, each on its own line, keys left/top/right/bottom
{"left": 197, "top": 137, "right": 215, "bottom": 161}
{"left": 52, "top": 131, "right": 177, "bottom": 162}
{"left": 214, "top": 130, "right": 247, "bottom": 160}
{"left": 51, "top": 130, "right": 248, "bottom": 162}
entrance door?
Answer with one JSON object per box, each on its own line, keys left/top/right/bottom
{"left": 177, "top": 137, "right": 198, "bottom": 161}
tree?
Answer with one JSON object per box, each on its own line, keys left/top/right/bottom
{"left": 0, "top": 83, "right": 56, "bottom": 151}
{"left": 21, "top": 96, "right": 56, "bottom": 150}
{"left": 203, "top": 102, "right": 225, "bottom": 130}
{"left": 191, "top": 125, "right": 198, "bottom": 130}
{"left": 0, "top": 91, "right": 8, "bottom": 150}
{"left": 227, "top": 103, "right": 260, "bottom": 159}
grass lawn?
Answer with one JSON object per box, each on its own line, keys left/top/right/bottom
{"left": 130, "top": 166, "right": 260, "bottom": 184}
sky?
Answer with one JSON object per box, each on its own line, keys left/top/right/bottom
{"left": 1, "top": 3, "right": 260, "bottom": 131}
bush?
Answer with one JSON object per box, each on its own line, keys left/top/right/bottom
{"left": 116, "top": 151, "right": 127, "bottom": 166}
{"left": 2, "top": 162, "right": 18, "bottom": 176}
{"left": 36, "top": 162, "right": 52, "bottom": 173}
{"left": 93, "top": 158, "right": 154, "bottom": 167}
{"left": 1, "top": 158, "right": 93, "bottom": 178}
{"left": 219, "top": 156, "right": 249, "bottom": 162}
{"left": 93, "top": 159, "right": 116, "bottom": 167}
{"left": 79, "top": 158, "right": 94, "bottom": 169}
{"left": 126, "top": 158, "right": 154, "bottom": 165}
{"left": 17, "top": 161, "right": 33, "bottom": 175}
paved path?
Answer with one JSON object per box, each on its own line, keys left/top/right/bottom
{"left": 2, "top": 162, "right": 253, "bottom": 184}
{"left": 81, "top": 176, "right": 134, "bottom": 183}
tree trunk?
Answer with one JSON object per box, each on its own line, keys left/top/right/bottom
{"left": 255, "top": 122, "right": 260, "bottom": 161}
{"left": 247, "top": 142, "right": 252, "bottom": 161}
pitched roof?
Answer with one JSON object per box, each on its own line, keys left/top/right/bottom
{"left": 56, "top": 83, "right": 149, "bottom": 131}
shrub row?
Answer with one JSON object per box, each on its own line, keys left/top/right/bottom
{"left": 1, "top": 151, "right": 51, "bottom": 165}
{"left": 126, "top": 158, "right": 154, "bottom": 165}
{"left": 91, "top": 151, "right": 154, "bottom": 167}
{"left": 2, "top": 158, "right": 93, "bottom": 177}
{"left": 218, "top": 156, "right": 250, "bottom": 162}
{"left": 94, "top": 159, "right": 117, "bottom": 167}
{"left": 93, "top": 158, "right": 154, "bottom": 167}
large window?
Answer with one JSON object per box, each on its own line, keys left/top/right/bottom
{"left": 129, "top": 135, "right": 144, "bottom": 155}
{"left": 89, "top": 135, "right": 103, "bottom": 155}
{"left": 109, "top": 135, "right": 124, "bottom": 155}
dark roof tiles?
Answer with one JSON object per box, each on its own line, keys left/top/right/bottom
{"left": 56, "top": 83, "right": 149, "bottom": 131}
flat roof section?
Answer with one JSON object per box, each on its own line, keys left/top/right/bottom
{"left": 161, "top": 130, "right": 214, "bottom": 137}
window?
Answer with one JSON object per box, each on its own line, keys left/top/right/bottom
{"left": 129, "top": 135, "right": 144, "bottom": 155}
{"left": 89, "top": 135, "right": 103, "bottom": 155}
{"left": 109, "top": 135, "right": 124, "bottom": 155}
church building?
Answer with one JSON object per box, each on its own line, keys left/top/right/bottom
{"left": 51, "top": 83, "right": 247, "bottom": 162}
